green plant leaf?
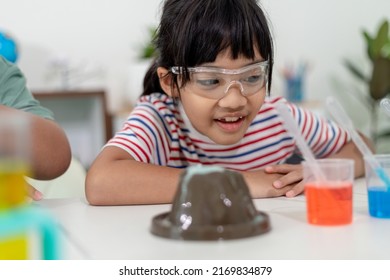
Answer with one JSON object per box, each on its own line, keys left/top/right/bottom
{"left": 370, "top": 57, "right": 390, "bottom": 100}
{"left": 378, "top": 129, "right": 390, "bottom": 138}
{"left": 382, "top": 42, "right": 390, "bottom": 58}
{"left": 363, "top": 30, "right": 374, "bottom": 60}
{"left": 344, "top": 59, "right": 369, "bottom": 83}
{"left": 372, "top": 20, "right": 389, "bottom": 59}
{"left": 137, "top": 25, "right": 158, "bottom": 60}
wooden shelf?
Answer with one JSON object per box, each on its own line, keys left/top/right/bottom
{"left": 33, "top": 89, "right": 113, "bottom": 168}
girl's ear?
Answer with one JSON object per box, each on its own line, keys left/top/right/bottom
{"left": 157, "top": 67, "right": 177, "bottom": 98}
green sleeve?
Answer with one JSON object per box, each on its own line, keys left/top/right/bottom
{"left": 0, "top": 57, "right": 54, "bottom": 120}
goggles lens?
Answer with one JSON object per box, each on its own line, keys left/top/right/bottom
{"left": 171, "top": 61, "right": 268, "bottom": 99}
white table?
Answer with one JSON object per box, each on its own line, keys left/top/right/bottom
{"left": 35, "top": 179, "right": 390, "bottom": 260}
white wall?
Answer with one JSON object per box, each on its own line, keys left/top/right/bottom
{"left": 0, "top": 0, "right": 162, "bottom": 112}
{"left": 1, "top": 0, "right": 389, "bottom": 129}
{"left": 261, "top": 0, "right": 390, "bottom": 134}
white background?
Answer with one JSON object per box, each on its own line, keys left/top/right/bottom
{"left": 0, "top": 260, "right": 387, "bottom": 279}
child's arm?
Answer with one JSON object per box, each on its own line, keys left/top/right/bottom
{"left": 85, "top": 146, "right": 182, "bottom": 205}
{"left": 243, "top": 168, "right": 297, "bottom": 198}
{"left": 0, "top": 105, "right": 71, "bottom": 180}
{"left": 28, "top": 111, "right": 72, "bottom": 180}
{"left": 85, "top": 146, "right": 295, "bottom": 205}
{"left": 262, "top": 132, "right": 374, "bottom": 198}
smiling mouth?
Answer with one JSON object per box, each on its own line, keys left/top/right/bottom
{"left": 215, "top": 116, "right": 245, "bottom": 132}
{"left": 217, "top": 116, "right": 244, "bottom": 123}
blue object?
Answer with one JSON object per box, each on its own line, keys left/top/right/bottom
{"left": 368, "top": 188, "right": 390, "bottom": 218}
{"left": 0, "top": 31, "right": 18, "bottom": 63}
{"left": 0, "top": 206, "right": 61, "bottom": 259}
{"left": 286, "top": 77, "right": 304, "bottom": 103}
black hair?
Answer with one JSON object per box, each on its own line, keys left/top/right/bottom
{"left": 142, "top": 0, "right": 274, "bottom": 96}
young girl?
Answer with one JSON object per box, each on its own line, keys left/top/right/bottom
{"left": 86, "top": 0, "right": 369, "bottom": 205}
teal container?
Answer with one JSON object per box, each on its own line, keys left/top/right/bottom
{"left": 0, "top": 205, "right": 60, "bottom": 259}
{"left": 364, "top": 154, "right": 390, "bottom": 219}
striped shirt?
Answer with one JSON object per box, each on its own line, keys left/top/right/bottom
{"left": 107, "top": 93, "right": 349, "bottom": 171}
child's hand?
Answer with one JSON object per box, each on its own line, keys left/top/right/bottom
{"left": 26, "top": 182, "right": 43, "bottom": 201}
{"left": 264, "top": 164, "right": 305, "bottom": 197}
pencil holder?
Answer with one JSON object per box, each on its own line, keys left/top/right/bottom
{"left": 285, "top": 76, "right": 304, "bottom": 103}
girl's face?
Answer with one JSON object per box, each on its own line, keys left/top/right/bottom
{"left": 161, "top": 50, "right": 267, "bottom": 145}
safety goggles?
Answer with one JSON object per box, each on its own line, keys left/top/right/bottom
{"left": 170, "top": 61, "right": 268, "bottom": 100}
